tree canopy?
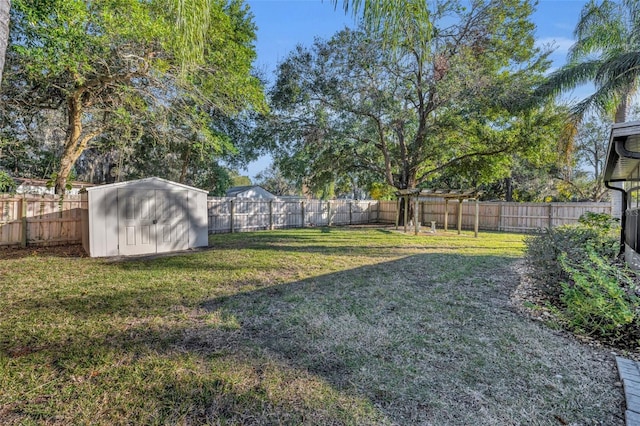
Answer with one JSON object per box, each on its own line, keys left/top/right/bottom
{"left": 263, "top": 0, "right": 562, "bottom": 198}
{"left": 2, "top": 0, "right": 265, "bottom": 193}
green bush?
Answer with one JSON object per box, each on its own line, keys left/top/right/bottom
{"left": 0, "top": 170, "right": 16, "bottom": 193}
{"left": 559, "top": 250, "right": 637, "bottom": 338}
{"left": 524, "top": 216, "right": 619, "bottom": 298}
{"left": 578, "top": 211, "right": 619, "bottom": 232}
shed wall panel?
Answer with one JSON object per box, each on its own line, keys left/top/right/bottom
{"left": 191, "top": 191, "right": 208, "bottom": 247}
{"left": 105, "top": 188, "right": 119, "bottom": 256}
{"left": 88, "top": 188, "right": 107, "bottom": 257}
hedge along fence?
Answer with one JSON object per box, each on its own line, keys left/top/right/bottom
{"left": 207, "top": 198, "right": 381, "bottom": 234}
{"left": 379, "top": 200, "right": 613, "bottom": 232}
{"left": 0, "top": 194, "right": 85, "bottom": 247}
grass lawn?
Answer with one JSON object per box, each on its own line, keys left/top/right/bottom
{"left": 0, "top": 227, "right": 624, "bottom": 425}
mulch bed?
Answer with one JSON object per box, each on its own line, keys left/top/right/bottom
{"left": 0, "top": 244, "right": 87, "bottom": 260}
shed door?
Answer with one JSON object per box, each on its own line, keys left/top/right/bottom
{"left": 155, "top": 190, "right": 189, "bottom": 253}
{"left": 118, "top": 189, "right": 157, "bottom": 256}
{"left": 117, "top": 189, "right": 189, "bottom": 255}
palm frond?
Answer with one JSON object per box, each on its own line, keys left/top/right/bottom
{"left": 569, "top": 72, "right": 634, "bottom": 122}
{"left": 593, "top": 51, "right": 640, "bottom": 89}
{"left": 574, "top": 0, "right": 619, "bottom": 40}
{"left": 167, "top": 0, "right": 213, "bottom": 74}
{"left": 570, "top": 0, "right": 627, "bottom": 62}
{"left": 332, "top": 0, "right": 431, "bottom": 39}
{"left": 623, "top": 0, "right": 640, "bottom": 47}
{"left": 535, "top": 60, "right": 602, "bottom": 100}
{"left": 569, "top": 27, "right": 626, "bottom": 62}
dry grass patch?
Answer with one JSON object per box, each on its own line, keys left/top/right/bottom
{"left": 0, "top": 228, "right": 624, "bottom": 424}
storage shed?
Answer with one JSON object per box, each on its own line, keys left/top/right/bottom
{"left": 81, "top": 177, "right": 208, "bottom": 257}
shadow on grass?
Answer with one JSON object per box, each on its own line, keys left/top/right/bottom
{"left": 0, "top": 249, "right": 622, "bottom": 425}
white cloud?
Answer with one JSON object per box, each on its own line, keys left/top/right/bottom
{"left": 535, "top": 36, "right": 575, "bottom": 55}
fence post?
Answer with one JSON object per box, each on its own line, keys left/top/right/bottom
{"left": 269, "top": 200, "right": 274, "bottom": 230}
{"left": 548, "top": 203, "right": 553, "bottom": 229}
{"left": 349, "top": 201, "right": 353, "bottom": 225}
{"left": 395, "top": 198, "right": 400, "bottom": 229}
{"left": 403, "top": 197, "right": 408, "bottom": 233}
{"left": 474, "top": 199, "right": 479, "bottom": 238}
{"left": 444, "top": 199, "right": 449, "bottom": 232}
{"left": 414, "top": 197, "right": 419, "bottom": 235}
{"left": 20, "top": 196, "right": 27, "bottom": 248}
{"left": 229, "top": 199, "right": 234, "bottom": 233}
{"left": 498, "top": 202, "right": 504, "bottom": 232}
{"left": 301, "top": 201, "right": 305, "bottom": 228}
{"left": 328, "top": 201, "right": 332, "bottom": 226}
{"left": 366, "top": 201, "right": 371, "bottom": 224}
{"left": 457, "top": 198, "right": 463, "bottom": 235}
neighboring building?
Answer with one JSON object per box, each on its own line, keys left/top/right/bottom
{"left": 14, "top": 178, "right": 95, "bottom": 195}
{"left": 225, "top": 185, "right": 276, "bottom": 199}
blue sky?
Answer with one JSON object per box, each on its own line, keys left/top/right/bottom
{"left": 242, "top": 0, "right": 590, "bottom": 179}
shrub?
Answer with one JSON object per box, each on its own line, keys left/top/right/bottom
{"left": 524, "top": 217, "right": 619, "bottom": 298}
{"left": 0, "top": 171, "right": 16, "bottom": 193}
{"left": 559, "top": 250, "right": 637, "bottom": 338}
{"left": 578, "top": 211, "right": 619, "bottom": 233}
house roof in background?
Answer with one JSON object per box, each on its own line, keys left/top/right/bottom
{"left": 14, "top": 178, "right": 95, "bottom": 189}
{"left": 225, "top": 185, "right": 275, "bottom": 198}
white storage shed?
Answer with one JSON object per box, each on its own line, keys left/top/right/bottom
{"left": 81, "top": 177, "right": 208, "bottom": 257}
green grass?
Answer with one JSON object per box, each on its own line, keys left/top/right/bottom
{"left": 0, "top": 228, "right": 623, "bottom": 425}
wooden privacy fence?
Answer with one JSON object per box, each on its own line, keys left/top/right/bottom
{"left": 207, "top": 198, "right": 380, "bottom": 234}
{"left": 378, "top": 200, "right": 613, "bottom": 232}
{"left": 0, "top": 193, "right": 614, "bottom": 246}
{"left": 0, "top": 194, "right": 85, "bottom": 247}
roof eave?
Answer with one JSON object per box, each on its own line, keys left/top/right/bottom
{"left": 604, "top": 121, "right": 640, "bottom": 183}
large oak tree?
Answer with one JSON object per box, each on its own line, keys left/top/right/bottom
{"left": 4, "top": 0, "right": 265, "bottom": 193}
{"left": 265, "top": 0, "right": 560, "bottom": 202}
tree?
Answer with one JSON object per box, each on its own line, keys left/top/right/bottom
{"left": 5, "top": 0, "right": 265, "bottom": 193}
{"left": 267, "top": 0, "right": 554, "bottom": 209}
{"left": 0, "top": 0, "right": 8, "bottom": 85}
{"left": 230, "top": 173, "right": 251, "bottom": 187}
{"left": 562, "top": 115, "right": 610, "bottom": 201}
{"left": 537, "top": 0, "right": 640, "bottom": 123}
{"left": 255, "top": 164, "right": 298, "bottom": 196}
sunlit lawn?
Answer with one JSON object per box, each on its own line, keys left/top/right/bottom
{"left": 0, "top": 227, "right": 623, "bottom": 425}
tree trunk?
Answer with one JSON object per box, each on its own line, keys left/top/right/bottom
{"left": 505, "top": 177, "right": 513, "bottom": 202}
{"left": 0, "top": 0, "right": 10, "bottom": 86}
{"left": 179, "top": 144, "right": 191, "bottom": 183}
{"left": 55, "top": 92, "right": 100, "bottom": 194}
{"left": 615, "top": 97, "right": 628, "bottom": 123}
{"left": 55, "top": 95, "right": 82, "bottom": 194}
{"left": 396, "top": 173, "right": 416, "bottom": 226}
